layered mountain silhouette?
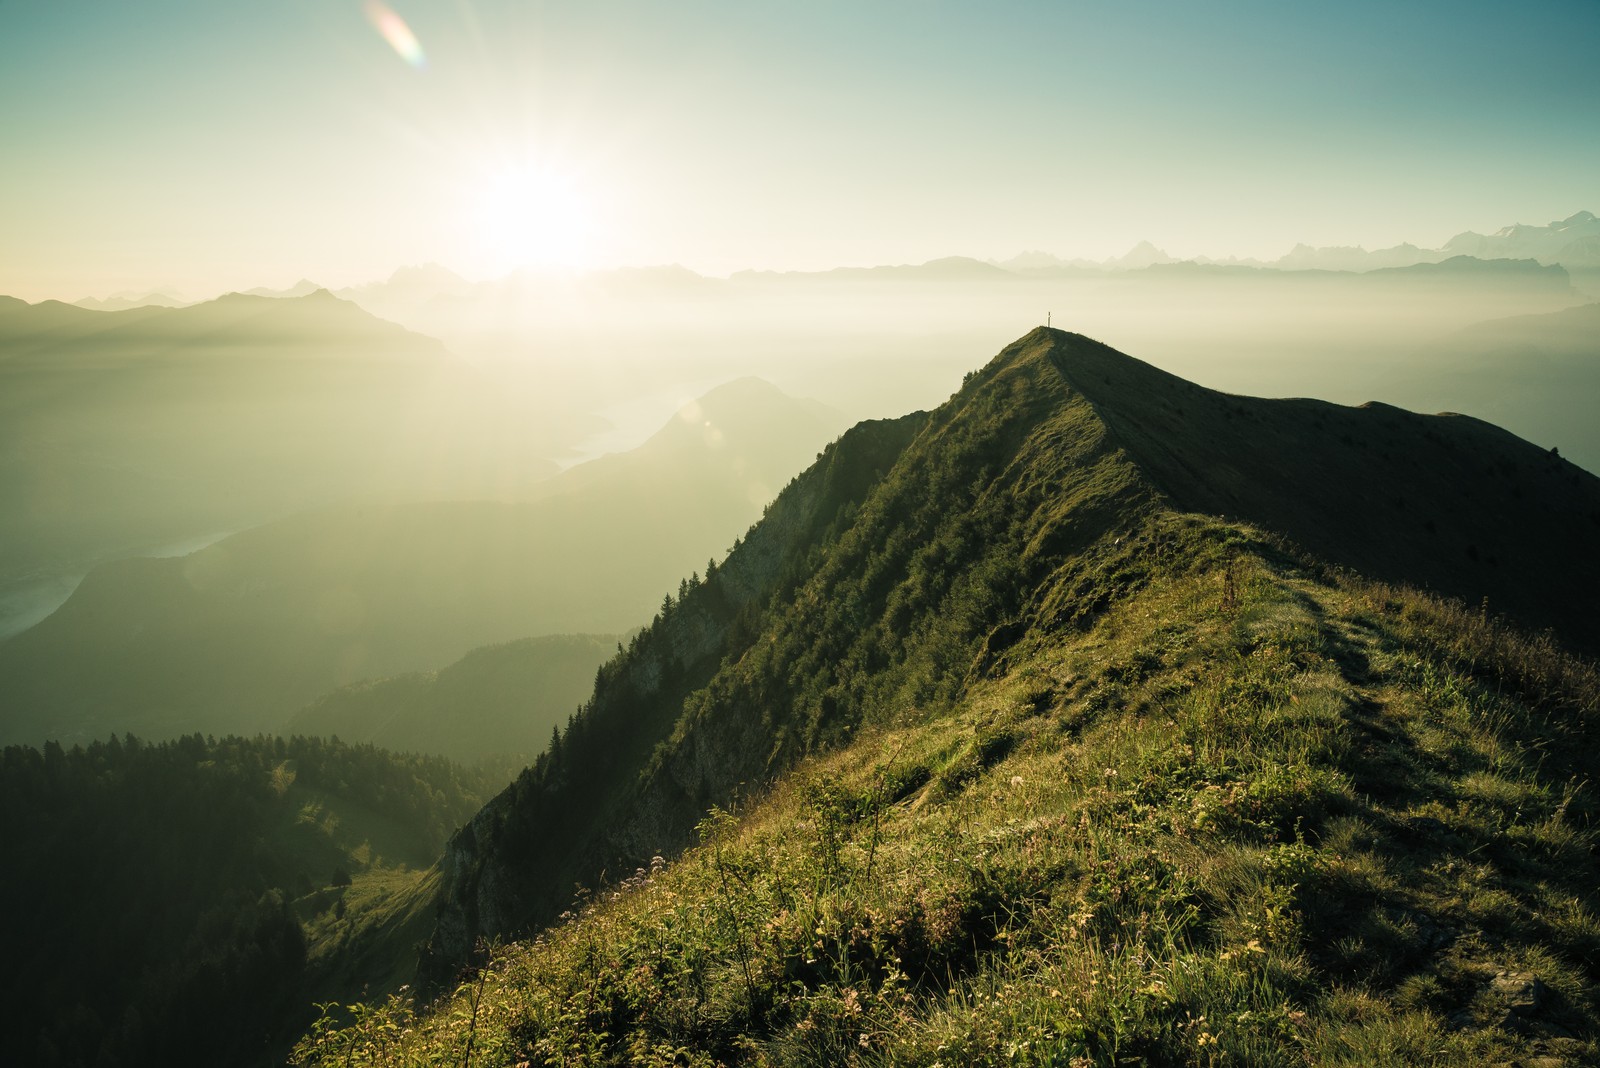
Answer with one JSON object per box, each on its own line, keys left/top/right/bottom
{"left": 241, "top": 279, "right": 323, "bottom": 299}
{"left": 729, "top": 256, "right": 1016, "bottom": 284}
{"left": 312, "top": 227, "right": 1590, "bottom": 457}
{"left": 0, "top": 289, "right": 579, "bottom": 637}
{"left": 989, "top": 210, "right": 1599, "bottom": 275}
{"left": 287, "top": 633, "right": 623, "bottom": 767}
{"left": 71, "top": 290, "right": 188, "bottom": 312}
{"left": 424, "top": 326, "right": 1600, "bottom": 976}
{"left": 1134, "top": 254, "right": 1572, "bottom": 292}
{"left": 1444, "top": 210, "right": 1600, "bottom": 267}
{"left": 0, "top": 288, "right": 435, "bottom": 358}
{"left": 0, "top": 378, "right": 847, "bottom": 746}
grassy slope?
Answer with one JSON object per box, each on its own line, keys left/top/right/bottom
{"left": 423, "top": 328, "right": 1599, "bottom": 977}
{"left": 418, "top": 331, "right": 1155, "bottom": 971}
{"left": 302, "top": 328, "right": 1600, "bottom": 1064}
{"left": 1037, "top": 329, "right": 1600, "bottom": 655}
{"left": 295, "top": 517, "right": 1600, "bottom": 1066}
{"left": 422, "top": 410, "right": 931, "bottom": 970}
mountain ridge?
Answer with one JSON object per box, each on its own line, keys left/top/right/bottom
{"left": 1033, "top": 329, "right": 1600, "bottom": 652}
{"left": 420, "top": 327, "right": 1600, "bottom": 984}
{"left": 0, "top": 288, "right": 444, "bottom": 363}
{"left": 24, "top": 209, "right": 1597, "bottom": 315}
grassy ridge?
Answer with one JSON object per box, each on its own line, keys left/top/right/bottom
{"left": 398, "top": 329, "right": 1600, "bottom": 1067}
{"left": 423, "top": 327, "right": 1600, "bottom": 981}
{"left": 294, "top": 517, "right": 1600, "bottom": 1065}
{"left": 420, "top": 332, "right": 1159, "bottom": 973}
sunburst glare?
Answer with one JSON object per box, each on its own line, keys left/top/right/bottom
{"left": 466, "top": 164, "right": 599, "bottom": 274}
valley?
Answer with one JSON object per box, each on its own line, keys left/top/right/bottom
{"left": 8, "top": 1, "right": 1598, "bottom": 1060}
{"left": 4, "top": 237, "right": 1598, "bottom": 1068}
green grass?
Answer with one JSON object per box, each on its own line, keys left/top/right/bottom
{"left": 302, "top": 867, "right": 442, "bottom": 1004}
{"left": 293, "top": 520, "right": 1600, "bottom": 1066}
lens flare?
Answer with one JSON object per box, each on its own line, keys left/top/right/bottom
{"left": 363, "top": 0, "right": 427, "bottom": 70}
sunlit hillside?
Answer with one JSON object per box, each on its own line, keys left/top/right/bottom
{"left": 297, "top": 330, "right": 1600, "bottom": 1067}
{"left": 4, "top": 2, "right": 1597, "bottom": 1065}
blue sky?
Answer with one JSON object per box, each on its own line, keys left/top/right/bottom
{"left": 2, "top": 0, "right": 1596, "bottom": 298}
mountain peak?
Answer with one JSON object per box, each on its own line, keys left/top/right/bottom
{"left": 1110, "top": 240, "right": 1174, "bottom": 269}
{"left": 998, "top": 325, "right": 1191, "bottom": 403}
{"left": 995, "top": 328, "right": 1600, "bottom": 651}
{"left": 240, "top": 278, "right": 323, "bottom": 299}
{"left": 418, "top": 327, "right": 1600, "bottom": 985}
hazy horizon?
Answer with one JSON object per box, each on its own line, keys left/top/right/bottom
{"left": 13, "top": 207, "right": 1596, "bottom": 307}
{"left": 4, "top": 1, "right": 1597, "bottom": 302}
{"left": 5, "top": 0, "right": 1597, "bottom": 676}
{"left": 10, "top": 210, "right": 1594, "bottom": 307}
{"left": 7, "top": 3, "right": 1600, "bottom": 1059}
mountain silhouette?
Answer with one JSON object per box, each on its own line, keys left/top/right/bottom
{"left": 1444, "top": 210, "right": 1600, "bottom": 267}
{"left": 0, "top": 378, "right": 848, "bottom": 745}
{"left": 286, "top": 633, "right": 624, "bottom": 767}
{"left": 0, "top": 289, "right": 580, "bottom": 638}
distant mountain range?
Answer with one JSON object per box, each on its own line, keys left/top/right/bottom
{"left": 994, "top": 210, "right": 1600, "bottom": 274}
{"left": 730, "top": 255, "right": 1016, "bottom": 283}
{"left": 71, "top": 289, "right": 188, "bottom": 312}
{"left": 1442, "top": 210, "right": 1600, "bottom": 265}
{"left": 0, "top": 288, "right": 579, "bottom": 637}
{"left": 240, "top": 278, "right": 324, "bottom": 299}
{"left": 1, "top": 287, "right": 440, "bottom": 362}
{"left": 64, "top": 210, "right": 1598, "bottom": 314}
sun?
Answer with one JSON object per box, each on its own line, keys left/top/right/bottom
{"left": 467, "top": 164, "right": 598, "bottom": 274}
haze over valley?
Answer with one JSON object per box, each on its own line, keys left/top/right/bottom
{"left": 4, "top": 1, "right": 1599, "bottom": 1065}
